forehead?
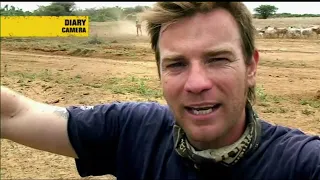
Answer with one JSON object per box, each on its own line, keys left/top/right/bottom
{"left": 158, "top": 8, "right": 242, "bottom": 59}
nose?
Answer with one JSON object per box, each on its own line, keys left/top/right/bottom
{"left": 184, "top": 62, "right": 212, "bottom": 94}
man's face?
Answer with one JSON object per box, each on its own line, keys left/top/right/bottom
{"left": 158, "top": 9, "right": 259, "bottom": 149}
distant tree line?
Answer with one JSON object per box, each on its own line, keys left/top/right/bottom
{"left": 1, "top": 2, "right": 319, "bottom": 21}
{"left": 0, "top": 2, "right": 150, "bottom": 22}
{"left": 253, "top": 4, "right": 320, "bottom": 19}
{"left": 261, "top": 13, "right": 320, "bottom": 18}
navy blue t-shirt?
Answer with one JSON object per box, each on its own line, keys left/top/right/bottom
{"left": 66, "top": 102, "right": 320, "bottom": 180}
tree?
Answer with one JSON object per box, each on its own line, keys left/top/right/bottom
{"left": 254, "top": 5, "right": 278, "bottom": 19}
{"left": 33, "top": 2, "right": 76, "bottom": 16}
{"left": 51, "top": 2, "right": 76, "bottom": 14}
{"left": 0, "top": 5, "right": 26, "bottom": 16}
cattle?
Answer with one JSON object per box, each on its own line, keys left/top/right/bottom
{"left": 253, "top": 25, "right": 320, "bottom": 39}
{"left": 311, "top": 26, "right": 320, "bottom": 38}
{"left": 274, "top": 27, "right": 288, "bottom": 38}
{"left": 255, "top": 27, "right": 264, "bottom": 33}
{"left": 287, "top": 27, "right": 301, "bottom": 38}
{"left": 255, "top": 27, "right": 265, "bottom": 38}
{"left": 263, "top": 26, "right": 277, "bottom": 38}
{"left": 300, "top": 27, "right": 314, "bottom": 38}
{"left": 257, "top": 32, "right": 264, "bottom": 38}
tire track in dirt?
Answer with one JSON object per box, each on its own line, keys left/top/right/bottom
{"left": 1, "top": 50, "right": 156, "bottom": 66}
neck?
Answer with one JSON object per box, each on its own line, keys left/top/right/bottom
{"left": 188, "top": 107, "right": 247, "bottom": 150}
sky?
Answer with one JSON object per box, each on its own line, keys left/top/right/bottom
{"left": 1, "top": 2, "right": 320, "bottom": 15}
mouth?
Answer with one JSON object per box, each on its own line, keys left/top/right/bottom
{"left": 185, "top": 104, "right": 222, "bottom": 115}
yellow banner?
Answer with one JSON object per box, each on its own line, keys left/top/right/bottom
{"left": 0, "top": 16, "right": 89, "bottom": 37}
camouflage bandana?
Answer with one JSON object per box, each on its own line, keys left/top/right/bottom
{"left": 173, "top": 102, "right": 261, "bottom": 167}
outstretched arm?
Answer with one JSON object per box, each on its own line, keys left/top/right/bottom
{"left": 1, "top": 86, "right": 78, "bottom": 158}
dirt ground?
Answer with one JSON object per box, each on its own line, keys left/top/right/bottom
{"left": 1, "top": 17, "right": 320, "bottom": 179}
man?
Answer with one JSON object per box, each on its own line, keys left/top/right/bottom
{"left": 136, "top": 19, "right": 142, "bottom": 36}
{"left": 1, "top": 2, "right": 319, "bottom": 180}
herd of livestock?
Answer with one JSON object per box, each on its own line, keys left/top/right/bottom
{"left": 255, "top": 25, "right": 320, "bottom": 39}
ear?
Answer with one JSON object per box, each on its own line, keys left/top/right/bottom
{"left": 247, "top": 49, "right": 259, "bottom": 87}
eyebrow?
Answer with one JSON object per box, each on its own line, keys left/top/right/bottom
{"left": 161, "top": 54, "right": 186, "bottom": 64}
{"left": 160, "top": 46, "right": 236, "bottom": 64}
{"left": 202, "top": 47, "right": 236, "bottom": 58}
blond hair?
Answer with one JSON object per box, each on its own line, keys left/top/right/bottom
{"left": 140, "top": 2, "right": 257, "bottom": 103}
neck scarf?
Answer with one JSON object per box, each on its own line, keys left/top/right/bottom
{"left": 173, "top": 102, "right": 261, "bottom": 167}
